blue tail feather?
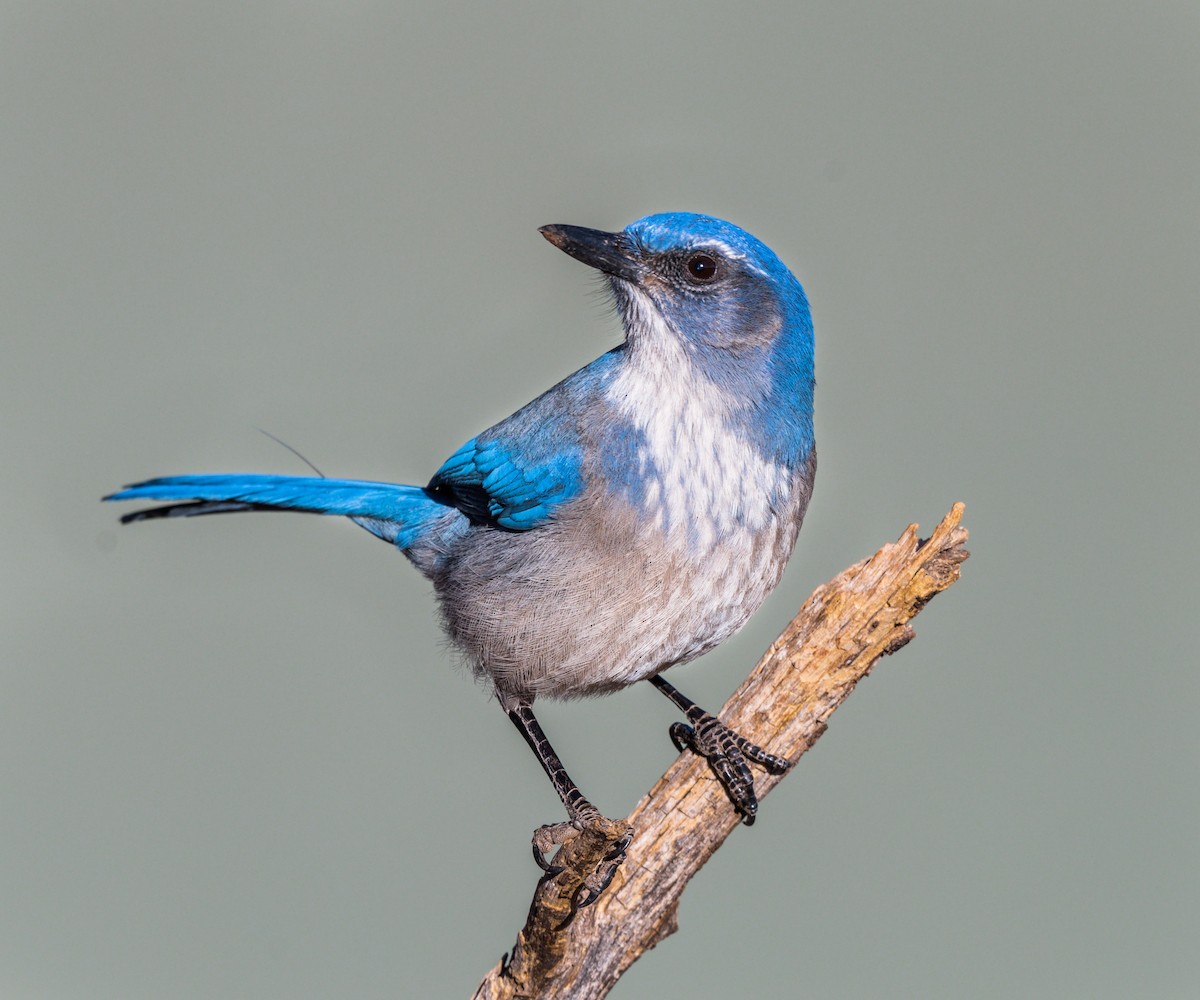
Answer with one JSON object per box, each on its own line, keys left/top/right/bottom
{"left": 104, "top": 474, "right": 452, "bottom": 549}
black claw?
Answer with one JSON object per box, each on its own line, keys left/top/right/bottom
{"left": 558, "top": 904, "right": 580, "bottom": 930}
{"left": 668, "top": 721, "right": 693, "bottom": 754}
{"left": 581, "top": 861, "right": 619, "bottom": 908}
{"left": 560, "top": 877, "right": 599, "bottom": 927}
{"left": 604, "top": 831, "right": 632, "bottom": 863}
{"left": 532, "top": 841, "right": 564, "bottom": 875}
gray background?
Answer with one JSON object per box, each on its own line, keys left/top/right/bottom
{"left": 3, "top": 2, "right": 1197, "bottom": 997}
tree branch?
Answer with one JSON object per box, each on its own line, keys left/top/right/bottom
{"left": 474, "top": 503, "right": 970, "bottom": 999}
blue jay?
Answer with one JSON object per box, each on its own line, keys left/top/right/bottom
{"left": 106, "top": 213, "right": 815, "bottom": 900}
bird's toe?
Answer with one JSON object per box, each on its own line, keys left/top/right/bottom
{"left": 666, "top": 712, "right": 788, "bottom": 824}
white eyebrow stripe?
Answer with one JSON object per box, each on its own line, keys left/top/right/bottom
{"left": 699, "top": 240, "right": 742, "bottom": 259}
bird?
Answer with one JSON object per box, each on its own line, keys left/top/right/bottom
{"left": 105, "top": 212, "right": 816, "bottom": 904}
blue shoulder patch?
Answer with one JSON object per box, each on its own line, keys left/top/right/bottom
{"left": 431, "top": 434, "right": 584, "bottom": 531}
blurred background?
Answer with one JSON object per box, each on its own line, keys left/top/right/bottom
{"left": 3, "top": 3, "right": 1197, "bottom": 997}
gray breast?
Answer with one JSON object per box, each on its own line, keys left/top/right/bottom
{"left": 432, "top": 449, "right": 814, "bottom": 707}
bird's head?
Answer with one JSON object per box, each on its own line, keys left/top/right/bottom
{"left": 540, "top": 212, "right": 811, "bottom": 361}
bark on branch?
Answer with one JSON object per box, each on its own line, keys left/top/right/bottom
{"left": 474, "top": 503, "right": 970, "bottom": 999}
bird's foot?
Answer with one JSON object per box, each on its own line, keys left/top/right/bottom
{"left": 669, "top": 714, "right": 791, "bottom": 825}
{"left": 530, "top": 810, "right": 632, "bottom": 915}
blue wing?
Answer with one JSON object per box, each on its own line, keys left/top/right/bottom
{"left": 430, "top": 433, "right": 584, "bottom": 531}
{"left": 427, "top": 368, "right": 600, "bottom": 531}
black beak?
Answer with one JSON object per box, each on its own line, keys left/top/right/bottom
{"left": 539, "top": 225, "right": 642, "bottom": 282}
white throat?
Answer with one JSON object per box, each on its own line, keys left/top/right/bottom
{"left": 606, "top": 287, "right": 788, "bottom": 551}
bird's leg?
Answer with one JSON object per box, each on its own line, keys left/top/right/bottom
{"left": 507, "top": 703, "right": 631, "bottom": 909}
{"left": 648, "top": 674, "right": 791, "bottom": 825}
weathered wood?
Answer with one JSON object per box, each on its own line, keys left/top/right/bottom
{"left": 474, "top": 503, "right": 969, "bottom": 999}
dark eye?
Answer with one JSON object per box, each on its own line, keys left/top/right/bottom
{"left": 686, "top": 253, "right": 719, "bottom": 282}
